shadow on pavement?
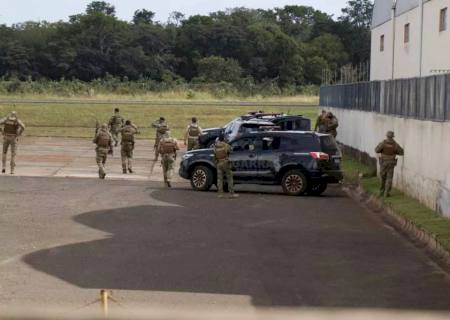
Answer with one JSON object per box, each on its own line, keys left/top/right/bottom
{"left": 23, "top": 189, "right": 450, "bottom": 309}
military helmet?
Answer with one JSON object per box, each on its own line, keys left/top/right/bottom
{"left": 9, "top": 111, "right": 17, "bottom": 119}
{"left": 386, "top": 131, "right": 395, "bottom": 138}
{"left": 101, "top": 123, "right": 108, "bottom": 130}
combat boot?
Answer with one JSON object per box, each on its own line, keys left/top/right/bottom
{"left": 167, "top": 181, "right": 172, "bottom": 188}
{"left": 218, "top": 192, "right": 226, "bottom": 198}
{"left": 10, "top": 168, "right": 14, "bottom": 175}
{"left": 229, "top": 192, "right": 239, "bottom": 199}
{"left": 123, "top": 168, "right": 127, "bottom": 174}
{"left": 128, "top": 168, "right": 133, "bottom": 174}
{"left": 1, "top": 169, "right": 5, "bottom": 174}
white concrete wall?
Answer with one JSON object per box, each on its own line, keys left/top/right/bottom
{"left": 393, "top": 7, "right": 422, "bottom": 78}
{"left": 422, "top": 0, "right": 450, "bottom": 76}
{"left": 371, "top": 20, "right": 394, "bottom": 80}
{"left": 328, "top": 107, "right": 450, "bottom": 218}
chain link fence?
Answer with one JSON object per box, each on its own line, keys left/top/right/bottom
{"left": 320, "top": 74, "right": 450, "bottom": 121}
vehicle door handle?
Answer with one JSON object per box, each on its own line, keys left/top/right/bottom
{"left": 249, "top": 154, "right": 256, "bottom": 158}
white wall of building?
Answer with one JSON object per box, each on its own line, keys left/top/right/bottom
{"left": 370, "top": 0, "right": 450, "bottom": 80}
{"left": 328, "top": 107, "right": 450, "bottom": 218}
{"left": 422, "top": 0, "right": 450, "bottom": 76}
{"left": 393, "top": 7, "right": 422, "bottom": 78}
{"left": 371, "top": 20, "right": 394, "bottom": 80}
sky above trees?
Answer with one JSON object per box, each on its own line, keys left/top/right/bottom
{"left": 0, "top": 0, "right": 349, "bottom": 25}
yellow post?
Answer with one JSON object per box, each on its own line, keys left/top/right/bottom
{"left": 100, "top": 289, "right": 109, "bottom": 317}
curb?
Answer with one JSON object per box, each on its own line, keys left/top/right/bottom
{"left": 343, "top": 183, "right": 450, "bottom": 271}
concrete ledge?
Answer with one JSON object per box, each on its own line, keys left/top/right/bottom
{"left": 1, "top": 308, "right": 450, "bottom": 320}
{"left": 343, "top": 184, "right": 450, "bottom": 272}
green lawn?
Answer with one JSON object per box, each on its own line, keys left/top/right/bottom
{"left": 0, "top": 100, "right": 319, "bottom": 139}
{"left": 342, "top": 154, "right": 450, "bottom": 252}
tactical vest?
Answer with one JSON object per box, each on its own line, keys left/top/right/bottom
{"left": 157, "top": 124, "right": 169, "bottom": 135}
{"left": 214, "top": 142, "right": 229, "bottom": 161}
{"left": 381, "top": 141, "right": 397, "bottom": 156}
{"left": 97, "top": 131, "right": 111, "bottom": 148}
{"left": 3, "top": 119, "right": 19, "bottom": 135}
{"left": 111, "top": 115, "right": 122, "bottom": 126}
{"left": 160, "top": 139, "right": 177, "bottom": 154}
{"left": 121, "top": 126, "right": 135, "bottom": 143}
{"left": 188, "top": 125, "right": 200, "bottom": 137}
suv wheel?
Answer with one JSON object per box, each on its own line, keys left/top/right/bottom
{"left": 307, "top": 182, "right": 328, "bottom": 196}
{"left": 281, "top": 170, "right": 307, "bottom": 196}
{"left": 190, "top": 165, "right": 213, "bottom": 191}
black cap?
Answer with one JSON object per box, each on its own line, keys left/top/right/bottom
{"left": 114, "top": 108, "right": 120, "bottom": 113}
{"left": 125, "top": 120, "right": 131, "bottom": 125}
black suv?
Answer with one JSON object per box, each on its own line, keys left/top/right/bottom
{"left": 198, "top": 113, "right": 311, "bottom": 148}
{"left": 179, "top": 131, "right": 343, "bottom": 196}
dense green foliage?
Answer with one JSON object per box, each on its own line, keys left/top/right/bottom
{"left": 0, "top": 0, "right": 373, "bottom": 92}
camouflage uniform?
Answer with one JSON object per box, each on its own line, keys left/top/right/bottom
{"left": 375, "top": 132, "right": 404, "bottom": 197}
{"left": 158, "top": 135, "right": 179, "bottom": 187}
{"left": 120, "top": 124, "right": 138, "bottom": 174}
{"left": 326, "top": 114, "right": 339, "bottom": 138}
{"left": 93, "top": 125, "right": 113, "bottom": 179}
{"left": 314, "top": 112, "right": 328, "bottom": 133}
{"left": 152, "top": 120, "right": 169, "bottom": 161}
{"left": 184, "top": 123, "right": 203, "bottom": 151}
{"left": 0, "top": 112, "right": 25, "bottom": 174}
{"left": 214, "top": 140, "right": 237, "bottom": 197}
{"left": 108, "top": 113, "right": 124, "bottom": 146}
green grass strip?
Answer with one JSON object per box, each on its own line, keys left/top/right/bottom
{"left": 343, "top": 154, "right": 450, "bottom": 252}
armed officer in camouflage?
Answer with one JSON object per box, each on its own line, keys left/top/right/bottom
{"left": 184, "top": 117, "right": 203, "bottom": 151}
{"left": 214, "top": 134, "right": 238, "bottom": 198}
{"left": 325, "top": 112, "right": 339, "bottom": 138}
{"left": 314, "top": 110, "right": 328, "bottom": 133}
{"left": 93, "top": 124, "right": 113, "bottom": 179}
{"left": 120, "top": 120, "right": 139, "bottom": 174}
{"left": 0, "top": 111, "right": 25, "bottom": 174}
{"left": 108, "top": 108, "right": 125, "bottom": 147}
{"left": 158, "top": 130, "right": 179, "bottom": 188}
{"left": 152, "top": 117, "right": 169, "bottom": 161}
{"left": 375, "top": 131, "right": 404, "bottom": 198}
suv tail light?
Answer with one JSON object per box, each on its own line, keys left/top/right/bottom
{"left": 310, "top": 152, "right": 330, "bottom": 161}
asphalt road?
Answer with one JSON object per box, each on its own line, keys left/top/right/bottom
{"left": 1, "top": 176, "right": 450, "bottom": 310}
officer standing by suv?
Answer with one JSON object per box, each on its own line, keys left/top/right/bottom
{"left": 214, "top": 134, "right": 238, "bottom": 199}
{"left": 375, "top": 131, "right": 404, "bottom": 198}
{"left": 184, "top": 117, "right": 203, "bottom": 151}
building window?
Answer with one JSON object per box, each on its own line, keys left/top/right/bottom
{"left": 404, "top": 23, "right": 410, "bottom": 43}
{"left": 440, "top": 8, "right": 448, "bottom": 32}
{"left": 380, "top": 34, "right": 385, "bottom": 52}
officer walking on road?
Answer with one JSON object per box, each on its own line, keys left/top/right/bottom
{"left": 158, "top": 131, "right": 179, "bottom": 188}
{"left": 93, "top": 123, "right": 113, "bottom": 179}
{"left": 0, "top": 111, "right": 25, "bottom": 174}
{"left": 375, "top": 131, "right": 404, "bottom": 198}
{"left": 184, "top": 117, "right": 203, "bottom": 151}
{"left": 108, "top": 108, "right": 124, "bottom": 147}
{"left": 152, "top": 117, "right": 169, "bottom": 161}
{"left": 214, "top": 134, "right": 238, "bottom": 199}
{"left": 120, "top": 120, "right": 139, "bottom": 174}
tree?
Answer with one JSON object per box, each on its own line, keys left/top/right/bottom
{"left": 337, "top": 0, "right": 374, "bottom": 64}
{"left": 86, "top": 1, "right": 116, "bottom": 16}
{"left": 133, "top": 9, "right": 155, "bottom": 25}
{"left": 196, "top": 56, "right": 242, "bottom": 83}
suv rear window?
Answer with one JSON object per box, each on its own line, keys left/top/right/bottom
{"left": 263, "top": 135, "right": 319, "bottom": 152}
{"left": 320, "top": 136, "right": 339, "bottom": 154}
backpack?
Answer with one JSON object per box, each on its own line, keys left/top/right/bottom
{"left": 214, "top": 142, "right": 229, "bottom": 160}
{"left": 160, "top": 138, "right": 177, "bottom": 154}
{"left": 121, "top": 126, "right": 135, "bottom": 143}
{"left": 97, "top": 131, "right": 111, "bottom": 148}
{"left": 157, "top": 124, "right": 169, "bottom": 135}
{"left": 3, "top": 119, "right": 19, "bottom": 135}
{"left": 188, "top": 125, "right": 200, "bottom": 137}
